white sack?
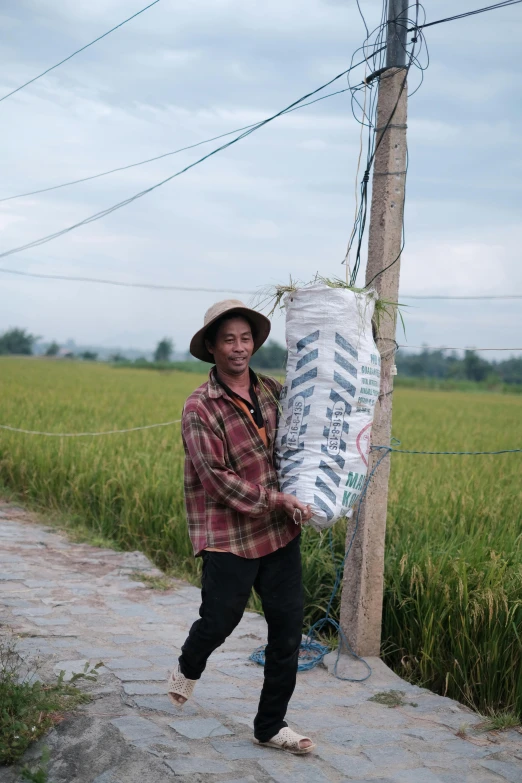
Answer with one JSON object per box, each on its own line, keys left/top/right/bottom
{"left": 275, "top": 283, "right": 381, "bottom": 531}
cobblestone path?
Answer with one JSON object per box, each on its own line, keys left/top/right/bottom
{"left": 1, "top": 502, "right": 521, "bottom": 783}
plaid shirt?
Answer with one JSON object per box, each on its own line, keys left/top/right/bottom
{"left": 182, "top": 368, "right": 299, "bottom": 559}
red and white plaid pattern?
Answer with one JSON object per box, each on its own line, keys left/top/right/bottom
{"left": 182, "top": 368, "right": 299, "bottom": 559}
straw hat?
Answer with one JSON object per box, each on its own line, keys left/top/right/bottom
{"left": 189, "top": 299, "right": 271, "bottom": 363}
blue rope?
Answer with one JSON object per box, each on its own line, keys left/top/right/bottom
{"left": 250, "top": 639, "right": 330, "bottom": 672}
{"left": 249, "top": 439, "right": 521, "bottom": 677}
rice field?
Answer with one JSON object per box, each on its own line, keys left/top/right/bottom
{"left": 1, "top": 357, "right": 521, "bottom": 719}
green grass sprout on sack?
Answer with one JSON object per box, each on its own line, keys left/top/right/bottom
{"left": 256, "top": 274, "right": 406, "bottom": 337}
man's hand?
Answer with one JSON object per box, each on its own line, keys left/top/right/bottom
{"left": 279, "top": 494, "right": 313, "bottom": 525}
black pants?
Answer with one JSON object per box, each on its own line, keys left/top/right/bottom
{"left": 179, "top": 534, "right": 303, "bottom": 743}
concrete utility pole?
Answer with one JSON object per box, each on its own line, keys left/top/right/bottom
{"left": 339, "top": 0, "right": 409, "bottom": 657}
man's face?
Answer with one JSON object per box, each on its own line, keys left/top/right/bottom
{"left": 206, "top": 316, "right": 254, "bottom": 376}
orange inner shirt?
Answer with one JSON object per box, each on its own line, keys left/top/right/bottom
{"left": 231, "top": 397, "right": 268, "bottom": 447}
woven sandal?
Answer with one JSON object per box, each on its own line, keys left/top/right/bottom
{"left": 254, "top": 726, "right": 316, "bottom": 755}
{"left": 167, "top": 665, "right": 197, "bottom": 706}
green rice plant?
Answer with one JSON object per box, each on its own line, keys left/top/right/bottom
{"left": 380, "top": 388, "right": 522, "bottom": 717}
{"left": 1, "top": 358, "right": 521, "bottom": 720}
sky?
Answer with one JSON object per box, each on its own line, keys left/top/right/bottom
{"left": 1, "top": 0, "right": 521, "bottom": 358}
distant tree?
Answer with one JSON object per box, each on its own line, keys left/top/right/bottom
{"left": 496, "top": 357, "right": 522, "bottom": 385}
{"left": 110, "top": 353, "right": 125, "bottom": 363}
{"left": 45, "top": 341, "right": 60, "bottom": 356}
{"left": 463, "top": 350, "right": 490, "bottom": 382}
{"left": 80, "top": 351, "right": 98, "bottom": 361}
{"left": 251, "top": 340, "right": 287, "bottom": 370}
{"left": 396, "top": 348, "right": 462, "bottom": 379}
{"left": 394, "top": 348, "right": 518, "bottom": 386}
{"left": 445, "top": 353, "right": 465, "bottom": 380}
{"left": 0, "top": 328, "right": 38, "bottom": 356}
{"left": 154, "top": 338, "right": 173, "bottom": 363}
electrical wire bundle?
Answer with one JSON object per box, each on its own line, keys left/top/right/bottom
{"left": 344, "top": 2, "right": 430, "bottom": 288}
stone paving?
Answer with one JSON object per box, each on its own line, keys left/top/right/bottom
{"left": 1, "top": 502, "right": 522, "bottom": 783}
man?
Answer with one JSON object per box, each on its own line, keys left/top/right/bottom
{"left": 167, "top": 299, "right": 315, "bottom": 754}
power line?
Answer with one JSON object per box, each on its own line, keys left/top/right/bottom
{"left": 0, "top": 88, "right": 351, "bottom": 203}
{"left": 0, "top": 54, "right": 386, "bottom": 262}
{"left": 1, "top": 265, "right": 522, "bottom": 301}
{"left": 399, "top": 294, "right": 522, "bottom": 300}
{"left": 0, "top": 0, "right": 161, "bottom": 104}
{"left": 408, "top": 0, "right": 522, "bottom": 32}
{"left": 398, "top": 344, "right": 522, "bottom": 351}
{"left": 355, "top": 0, "right": 370, "bottom": 39}
{"left": 0, "top": 266, "right": 255, "bottom": 294}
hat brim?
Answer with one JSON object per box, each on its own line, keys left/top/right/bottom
{"left": 190, "top": 306, "right": 271, "bottom": 364}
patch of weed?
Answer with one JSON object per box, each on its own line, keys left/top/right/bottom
{"left": 130, "top": 572, "right": 173, "bottom": 590}
{"left": 456, "top": 724, "right": 468, "bottom": 738}
{"left": 477, "top": 709, "right": 521, "bottom": 733}
{"left": 0, "top": 632, "right": 100, "bottom": 765}
{"left": 20, "top": 747, "right": 50, "bottom": 782}
{"left": 368, "top": 690, "right": 418, "bottom": 708}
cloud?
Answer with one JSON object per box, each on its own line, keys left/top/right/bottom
{"left": 298, "top": 139, "right": 329, "bottom": 151}
{"left": 0, "top": 0, "right": 520, "bottom": 356}
{"left": 400, "top": 236, "right": 519, "bottom": 296}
